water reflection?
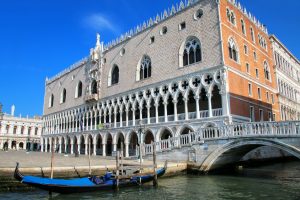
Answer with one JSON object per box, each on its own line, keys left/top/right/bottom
{"left": 1, "top": 161, "right": 300, "bottom": 200}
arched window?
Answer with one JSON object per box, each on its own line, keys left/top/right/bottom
{"left": 75, "top": 81, "right": 83, "bottom": 98}
{"left": 35, "top": 127, "right": 38, "bottom": 135}
{"left": 241, "top": 19, "right": 246, "bottom": 35}
{"left": 111, "top": 65, "right": 119, "bottom": 85}
{"left": 91, "top": 80, "right": 97, "bottom": 94}
{"left": 228, "top": 38, "right": 239, "bottom": 62}
{"left": 181, "top": 37, "right": 202, "bottom": 67}
{"left": 139, "top": 55, "right": 151, "bottom": 80}
{"left": 60, "top": 89, "right": 66, "bottom": 104}
{"left": 264, "top": 61, "right": 271, "bottom": 81}
{"left": 227, "top": 8, "right": 236, "bottom": 25}
{"left": 49, "top": 94, "right": 54, "bottom": 108}
{"left": 250, "top": 27, "right": 255, "bottom": 42}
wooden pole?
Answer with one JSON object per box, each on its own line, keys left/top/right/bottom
{"left": 49, "top": 138, "right": 54, "bottom": 197}
{"left": 116, "top": 151, "right": 119, "bottom": 189}
{"left": 139, "top": 142, "right": 142, "bottom": 185}
{"left": 152, "top": 141, "right": 158, "bottom": 186}
{"left": 50, "top": 138, "right": 54, "bottom": 179}
{"left": 121, "top": 142, "right": 124, "bottom": 176}
{"left": 88, "top": 138, "right": 91, "bottom": 176}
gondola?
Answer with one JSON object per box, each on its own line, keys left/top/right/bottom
{"left": 14, "top": 161, "right": 167, "bottom": 194}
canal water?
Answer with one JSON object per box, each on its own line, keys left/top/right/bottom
{"left": 1, "top": 161, "right": 300, "bottom": 200}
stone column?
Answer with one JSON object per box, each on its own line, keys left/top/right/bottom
{"left": 184, "top": 98, "right": 189, "bottom": 120}
{"left": 114, "top": 108, "right": 117, "bottom": 128}
{"left": 104, "top": 114, "right": 107, "bottom": 124}
{"left": 85, "top": 142, "right": 88, "bottom": 155}
{"left": 207, "top": 93, "right": 213, "bottom": 117}
{"left": 94, "top": 112, "right": 97, "bottom": 130}
{"left": 139, "top": 106, "right": 143, "bottom": 122}
{"left": 102, "top": 143, "right": 106, "bottom": 157}
{"left": 164, "top": 102, "right": 168, "bottom": 122}
{"left": 155, "top": 103, "right": 159, "bottom": 123}
{"left": 173, "top": 100, "right": 178, "bottom": 121}
{"left": 64, "top": 142, "right": 67, "bottom": 154}
{"left": 109, "top": 110, "right": 112, "bottom": 126}
{"left": 147, "top": 105, "right": 151, "bottom": 124}
{"left": 125, "top": 143, "right": 129, "bottom": 158}
{"left": 126, "top": 109, "right": 129, "bottom": 127}
{"left": 75, "top": 117, "right": 78, "bottom": 132}
{"left": 120, "top": 110, "right": 123, "bottom": 127}
{"left": 195, "top": 96, "right": 200, "bottom": 119}
{"left": 132, "top": 108, "right": 136, "bottom": 126}
{"left": 220, "top": 87, "right": 229, "bottom": 116}
{"left": 59, "top": 142, "right": 62, "bottom": 154}
{"left": 93, "top": 143, "right": 97, "bottom": 156}
{"left": 113, "top": 143, "right": 117, "bottom": 152}
{"left": 70, "top": 142, "right": 74, "bottom": 154}
{"left": 77, "top": 144, "right": 81, "bottom": 155}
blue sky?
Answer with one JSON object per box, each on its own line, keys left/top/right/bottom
{"left": 0, "top": 0, "right": 299, "bottom": 117}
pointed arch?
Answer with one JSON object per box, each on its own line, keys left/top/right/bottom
{"left": 108, "top": 64, "right": 120, "bottom": 86}
{"left": 136, "top": 55, "right": 151, "bottom": 81}
{"left": 228, "top": 37, "right": 239, "bottom": 62}
{"left": 264, "top": 61, "right": 271, "bottom": 81}
{"left": 60, "top": 88, "right": 66, "bottom": 104}
{"left": 91, "top": 80, "right": 97, "bottom": 94}
{"left": 75, "top": 81, "right": 83, "bottom": 98}
{"left": 179, "top": 36, "right": 202, "bottom": 67}
{"left": 49, "top": 94, "right": 54, "bottom": 108}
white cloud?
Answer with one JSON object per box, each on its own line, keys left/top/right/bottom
{"left": 84, "top": 14, "right": 120, "bottom": 34}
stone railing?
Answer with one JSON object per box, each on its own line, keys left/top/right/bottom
{"left": 45, "top": 109, "right": 224, "bottom": 135}
{"left": 143, "top": 121, "right": 300, "bottom": 155}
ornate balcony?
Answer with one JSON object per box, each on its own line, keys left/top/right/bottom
{"left": 84, "top": 94, "right": 98, "bottom": 102}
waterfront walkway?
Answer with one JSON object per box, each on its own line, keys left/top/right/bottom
{"left": 0, "top": 150, "right": 185, "bottom": 177}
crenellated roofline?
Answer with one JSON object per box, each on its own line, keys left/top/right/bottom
{"left": 45, "top": 0, "right": 269, "bottom": 85}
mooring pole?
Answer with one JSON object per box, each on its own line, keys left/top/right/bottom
{"left": 88, "top": 138, "right": 91, "bottom": 176}
{"left": 49, "top": 138, "right": 54, "bottom": 197}
{"left": 121, "top": 142, "right": 124, "bottom": 176}
{"left": 50, "top": 138, "right": 54, "bottom": 179}
{"left": 116, "top": 151, "right": 120, "bottom": 189}
{"left": 152, "top": 141, "right": 158, "bottom": 186}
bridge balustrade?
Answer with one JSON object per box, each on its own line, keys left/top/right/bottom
{"left": 142, "top": 121, "right": 300, "bottom": 155}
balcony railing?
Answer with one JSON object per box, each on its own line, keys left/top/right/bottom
{"left": 44, "top": 108, "right": 223, "bottom": 134}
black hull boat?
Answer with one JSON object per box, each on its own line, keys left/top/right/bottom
{"left": 14, "top": 162, "right": 167, "bottom": 194}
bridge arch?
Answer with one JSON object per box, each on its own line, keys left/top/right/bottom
{"left": 200, "top": 138, "right": 300, "bottom": 172}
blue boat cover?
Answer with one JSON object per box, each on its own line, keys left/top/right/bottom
{"left": 22, "top": 176, "right": 96, "bottom": 187}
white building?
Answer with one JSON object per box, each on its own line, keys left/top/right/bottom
{"left": 270, "top": 35, "right": 300, "bottom": 121}
{"left": 0, "top": 104, "right": 42, "bottom": 151}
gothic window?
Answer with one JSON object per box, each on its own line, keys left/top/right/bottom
{"left": 28, "top": 127, "right": 31, "bottom": 135}
{"left": 182, "top": 37, "right": 202, "bottom": 67}
{"left": 226, "top": 8, "right": 236, "bottom": 25}
{"left": 241, "top": 19, "right": 246, "bottom": 35}
{"left": 13, "top": 126, "right": 17, "bottom": 134}
{"left": 75, "top": 81, "right": 83, "bottom": 98}
{"left": 228, "top": 37, "right": 239, "bottom": 62}
{"left": 250, "top": 27, "right": 255, "bottom": 42}
{"left": 60, "top": 88, "right": 66, "bottom": 104}
{"left": 139, "top": 55, "right": 151, "bottom": 80}
{"left": 111, "top": 65, "right": 119, "bottom": 85}
{"left": 49, "top": 94, "right": 54, "bottom": 108}
{"left": 35, "top": 127, "right": 38, "bottom": 135}
{"left": 91, "top": 80, "right": 97, "bottom": 94}
{"left": 264, "top": 61, "right": 271, "bottom": 81}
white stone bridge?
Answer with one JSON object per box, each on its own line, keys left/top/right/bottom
{"left": 142, "top": 121, "right": 300, "bottom": 172}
